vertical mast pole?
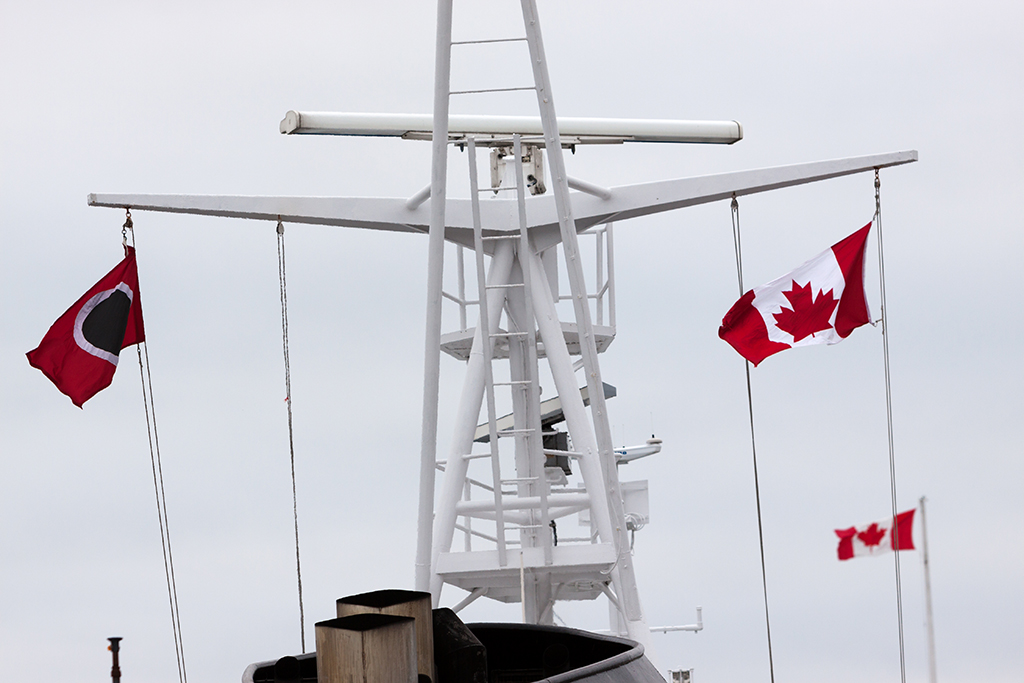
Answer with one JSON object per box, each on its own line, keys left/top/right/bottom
{"left": 920, "top": 496, "right": 938, "bottom": 683}
{"left": 416, "top": 0, "right": 454, "bottom": 596}
{"left": 518, "top": 0, "right": 647, "bottom": 643}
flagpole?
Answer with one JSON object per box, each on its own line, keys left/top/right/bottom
{"left": 920, "top": 496, "right": 938, "bottom": 683}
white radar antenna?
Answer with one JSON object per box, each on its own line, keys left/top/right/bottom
{"left": 88, "top": 0, "right": 916, "bottom": 653}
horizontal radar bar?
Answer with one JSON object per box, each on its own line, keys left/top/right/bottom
{"left": 279, "top": 111, "right": 743, "bottom": 145}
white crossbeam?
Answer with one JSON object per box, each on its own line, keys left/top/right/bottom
{"left": 88, "top": 151, "right": 917, "bottom": 246}
{"left": 559, "top": 150, "right": 919, "bottom": 234}
{"left": 86, "top": 193, "right": 431, "bottom": 233}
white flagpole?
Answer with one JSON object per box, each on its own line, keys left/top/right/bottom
{"left": 920, "top": 496, "right": 938, "bottom": 683}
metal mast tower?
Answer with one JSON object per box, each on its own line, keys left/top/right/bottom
{"left": 419, "top": 0, "right": 651, "bottom": 646}
{"left": 89, "top": 0, "right": 916, "bottom": 653}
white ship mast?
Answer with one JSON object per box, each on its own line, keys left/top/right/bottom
{"left": 88, "top": 0, "right": 916, "bottom": 652}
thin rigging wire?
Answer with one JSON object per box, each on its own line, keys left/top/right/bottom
{"left": 730, "top": 196, "right": 776, "bottom": 683}
{"left": 277, "top": 219, "right": 306, "bottom": 653}
{"left": 127, "top": 213, "right": 187, "bottom": 683}
{"left": 874, "top": 170, "right": 908, "bottom": 683}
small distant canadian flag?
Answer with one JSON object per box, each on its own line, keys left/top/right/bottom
{"left": 719, "top": 223, "right": 873, "bottom": 366}
{"left": 835, "top": 509, "right": 916, "bottom": 561}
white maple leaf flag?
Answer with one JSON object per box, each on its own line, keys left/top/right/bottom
{"left": 835, "top": 509, "right": 916, "bottom": 560}
{"left": 719, "top": 223, "right": 873, "bottom": 366}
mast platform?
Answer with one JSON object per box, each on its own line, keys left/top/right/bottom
{"left": 441, "top": 322, "right": 615, "bottom": 361}
{"left": 436, "top": 543, "right": 617, "bottom": 603}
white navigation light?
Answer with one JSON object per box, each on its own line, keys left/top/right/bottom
{"left": 279, "top": 111, "right": 743, "bottom": 145}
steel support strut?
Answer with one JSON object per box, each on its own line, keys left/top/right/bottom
{"left": 518, "top": 0, "right": 650, "bottom": 646}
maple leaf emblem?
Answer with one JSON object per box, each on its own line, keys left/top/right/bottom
{"left": 857, "top": 523, "right": 887, "bottom": 547}
{"left": 772, "top": 280, "right": 838, "bottom": 342}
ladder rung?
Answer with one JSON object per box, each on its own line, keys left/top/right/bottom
{"left": 478, "top": 186, "right": 519, "bottom": 193}
{"left": 451, "top": 37, "right": 528, "bottom": 46}
{"left": 494, "top": 380, "right": 532, "bottom": 386}
{"left": 485, "top": 282, "right": 525, "bottom": 288}
{"left": 451, "top": 86, "right": 536, "bottom": 96}
{"left": 466, "top": 477, "right": 494, "bottom": 493}
{"left": 441, "top": 290, "right": 467, "bottom": 305}
{"left": 455, "top": 524, "right": 498, "bottom": 543}
{"left": 490, "top": 331, "right": 529, "bottom": 339}
{"left": 482, "top": 234, "right": 519, "bottom": 241}
{"left": 498, "top": 428, "right": 535, "bottom": 436}
{"left": 463, "top": 452, "right": 494, "bottom": 460}
{"left": 502, "top": 477, "right": 540, "bottom": 483}
{"left": 511, "top": 524, "right": 547, "bottom": 529}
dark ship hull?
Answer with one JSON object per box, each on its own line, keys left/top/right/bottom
{"left": 244, "top": 594, "right": 663, "bottom": 683}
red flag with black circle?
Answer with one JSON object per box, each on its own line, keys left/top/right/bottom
{"left": 27, "top": 246, "right": 145, "bottom": 407}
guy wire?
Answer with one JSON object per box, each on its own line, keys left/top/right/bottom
{"left": 874, "top": 170, "right": 908, "bottom": 683}
{"left": 128, "top": 217, "right": 188, "bottom": 683}
{"left": 731, "top": 196, "right": 776, "bottom": 683}
{"left": 277, "top": 219, "right": 306, "bottom": 653}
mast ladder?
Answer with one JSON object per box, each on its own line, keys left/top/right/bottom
{"left": 424, "top": 0, "right": 648, "bottom": 641}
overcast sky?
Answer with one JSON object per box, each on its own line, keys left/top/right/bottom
{"left": 1, "top": 1, "right": 1021, "bottom": 682}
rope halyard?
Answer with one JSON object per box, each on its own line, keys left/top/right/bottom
{"left": 874, "top": 170, "right": 908, "bottom": 683}
{"left": 730, "top": 195, "right": 776, "bottom": 683}
{"left": 127, "top": 217, "right": 188, "bottom": 683}
{"left": 277, "top": 218, "right": 306, "bottom": 653}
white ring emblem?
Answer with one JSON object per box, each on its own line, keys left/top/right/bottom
{"left": 73, "top": 282, "right": 134, "bottom": 366}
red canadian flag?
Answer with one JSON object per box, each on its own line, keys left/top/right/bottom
{"left": 719, "top": 223, "right": 873, "bottom": 366}
{"left": 27, "top": 246, "right": 145, "bottom": 407}
{"left": 835, "top": 509, "right": 916, "bottom": 560}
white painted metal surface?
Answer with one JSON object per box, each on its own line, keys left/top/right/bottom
{"left": 920, "top": 496, "right": 938, "bottom": 683}
{"left": 517, "top": 0, "right": 648, "bottom": 645}
{"left": 615, "top": 438, "right": 663, "bottom": 465}
{"left": 279, "top": 111, "right": 743, "bottom": 145}
{"left": 87, "top": 151, "right": 917, "bottom": 242}
{"left": 650, "top": 608, "right": 704, "bottom": 634}
{"left": 415, "top": 0, "right": 455, "bottom": 596}
{"left": 439, "top": 321, "right": 616, "bottom": 361}
{"left": 429, "top": 241, "right": 515, "bottom": 600}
